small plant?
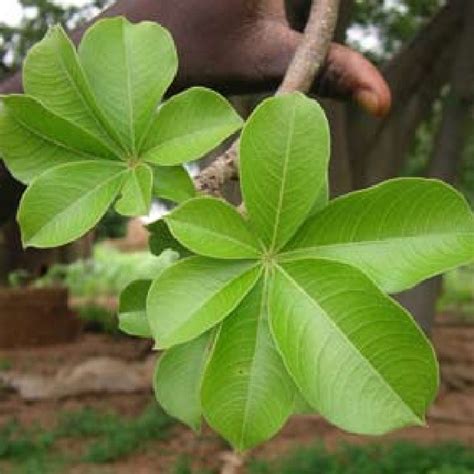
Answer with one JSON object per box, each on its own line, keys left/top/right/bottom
{"left": 1, "top": 18, "right": 473, "bottom": 453}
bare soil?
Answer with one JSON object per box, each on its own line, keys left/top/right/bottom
{"left": 0, "top": 312, "right": 473, "bottom": 473}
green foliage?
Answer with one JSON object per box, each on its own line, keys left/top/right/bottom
{"left": 118, "top": 279, "right": 152, "bottom": 337}
{"left": 438, "top": 265, "right": 474, "bottom": 318}
{"left": 350, "top": 0, "right": 443, "bottom": 62}
{"left": 148, "top": 93, "right": 473, "bottom": 450}
{"left": 248, "top": 442, "right": 474, "bottom": 474}
{"left": 0, "top": 18, "right": 243, "bottom": 247}
{"left": 77, "top": 304, "right": 118, "bottom": 334}
{"left": 0, "top": 404, "right": 174, "bottom": 471}
{"left": 35, "top": 243, "right": 177, "bottom": 298}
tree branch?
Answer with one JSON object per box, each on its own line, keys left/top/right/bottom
{"left": 195, "top": 0, "right": 341, "bottom": 194}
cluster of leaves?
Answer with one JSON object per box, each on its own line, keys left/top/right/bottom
{"left": 1, "top": 18, "right": 473, "bottom": 453}
{"left": 0, "top": 17, "right": 242, "bottom": 248}
{"left": 121, "top": 91, "right": 474, "bottom": 450}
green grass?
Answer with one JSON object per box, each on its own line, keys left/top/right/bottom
{"left": 0, "top": 404, "right": 174, "bottom": 472}
{"left": 248, "top": 442, "right": 474, "bottom": 474}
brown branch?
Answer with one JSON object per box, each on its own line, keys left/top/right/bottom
{"left": 195, "top": 0, "right": 341, "bottom": 194}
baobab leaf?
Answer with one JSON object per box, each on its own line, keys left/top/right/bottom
{"left": 18, "top": 161, "right": 127, "bottom": 248}
{"left": 115, "top": 163, "right": 153, "bottom": 216}
{"left": 152, "top": 165, "right": 196, "bottom": 204}
{"left": 23, "top": 25, "right": 119, "bottom": 154}
{"left": 0, "top": 97, "right": 85, "bottom": 183}
{"left": 269, "top": 259, "right": 439, "bottom": 435}
{"left": 79, "top": 17, "right": 177, "bottom": 153}
{"left": 154, "top": 331, "right": 212, "bottom": 431}
{"left": 147, "top": 257, "right": 261, "bottom": 349}
{"left": 118, "top": 279, "right": 152, "bottom": 338}
{"left": 201, "top": 280, "right": 295, "bottom": 451}
{"left": 148, "top": 220, "right": 193, "bottom": 258}
{"left": 165, "top": 197, "right": 262, "bottom": 259}
{"left": 142, "top": 87, "right": 243, "bottom": 165}
{"left": 240, "top": 93, "right": 330, "bottom": 252}
{"left": 282, "top": 178, "right": 474, "bottom": 293}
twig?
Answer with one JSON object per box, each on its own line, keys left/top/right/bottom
{"left": 194, "top": 0, "right": 341, "bottom": 194}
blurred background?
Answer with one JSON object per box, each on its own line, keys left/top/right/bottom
{"left": 0, "top": 1, "right": 473, "bottom": 473}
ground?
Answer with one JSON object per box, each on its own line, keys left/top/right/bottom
{"left": 0, "top": 312, "right": 473, "bottom": 473}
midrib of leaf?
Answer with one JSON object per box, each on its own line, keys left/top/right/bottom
{"left": 274, "top": 264, "right": 424, "bottom": 424}
{"left": 26, "top": 164, "right": 127, "bottom": 244}
{"left": 270, "top": 102, "right": 296, "bottom": 252}
{"left": 166, "top": 219, "right": 260, "bottom": 256}
{"left": 142, "top": 124, "right": 236, "bottom": 161}
{"left": 56, "top": 43, "right": 124, "bottom": 159}
{"left": 122, "top": 20, "right": 136, "bottom": 155}
{"left": 239, "top": 273, "right": 268, "bottom": 449}
{"left": 280, "top": 232, "right": 474, "bottom": 261}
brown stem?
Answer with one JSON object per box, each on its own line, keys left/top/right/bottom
{"left": 195, "top": 0, "right": 341, "bottom": 193}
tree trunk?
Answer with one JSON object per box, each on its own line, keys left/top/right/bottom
{"left": 395, "top": 0, "right": 474, "bottom": 333}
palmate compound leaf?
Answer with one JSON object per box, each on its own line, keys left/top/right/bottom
{"left": 22, "top": 24, "right": 121, "bottom": 154}
{"left": 165, "top": 197, "right": 262, "bottom": 259}
{"left": 154, "top": 331, "right": 213, "bottom": 431}
{"left": 282, "top": 178, "right": 474, "bottom": 293}
{"left": 141, "top": 87, "right": 243, "bottom": 165}
{"left": 201, "top": 279, "right": 296, "bottom": 451}
{"left": 78, "top": 17, "right": 178, "bottom": 153}
{"left": 147, "top": 257, "right": 262, "bottom": 349}
{"left": 240, "top": 92, "right": 330, "bottom": 252}
{"left": 18, "top": 161, "right": 128, "bottom": 248}
{"left": 0, "top": 17, "right": 244, "bottom": 248}
{"left": 269, "top": 259, "right": 439, "bottom": 435}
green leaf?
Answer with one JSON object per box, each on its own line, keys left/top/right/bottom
{"left": 154, "top": 332, "right": 212, "bottom": 431}
{"left": 282, "top": 179, "right": 474, "bottom": 293}
{"left": 147, "top": 257, "right": 261, "bottom": 349}
{"left": 18, "top": 160, "right": 127, "bottom": 248}
{"left": 152, "top": 165, "right": 196, "bottom": 203}
{"left": 23, "top": 25, "right": 119, "bottom": 154}
{"left": 269, "top": 259, "right": 439, "bottom": 435}
{"left": 79, "top": 17, "right": 177, "bottom": 153}
{"left": 240, "top": 93, "right": 330, "bottom": 252}
{"left": 0, "top": 98, "right": 83, "bottom": 183}
{"left": 118, "top": 279, "right": 152, "bottom": 337}
{"left": 115, "top": 163, "right": 153, "bottom": 216}
{"left": 142, "top": 87, "right": 243, "bottom": 165}
{"left": 165, "top": 197, "right": 262, "bottom": 259}
{"left": 0, "top": 95, "right": 117, "bottom": 183}
{"left": 201, "top": 279, "right": 295, "bottom": 451}
{"left": 148, "top": 220, "right": 192, "bottom": 257}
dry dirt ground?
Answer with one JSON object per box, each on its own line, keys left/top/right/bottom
{"left": 0, "top": 313, "right": 473, "bottom": 473}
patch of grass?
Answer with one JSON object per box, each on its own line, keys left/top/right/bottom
{"left": 0, "top": 404, "right": 175, "bottom": 470}
{"left": 248, "top": 442, "right": 474, "bottom": 474}
{"left": 0, "top": 358, "right": 12, "bottom": 371}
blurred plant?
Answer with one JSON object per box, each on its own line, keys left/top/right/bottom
{"left": 35, "top": 243, "right": 177, "bottom": 298}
